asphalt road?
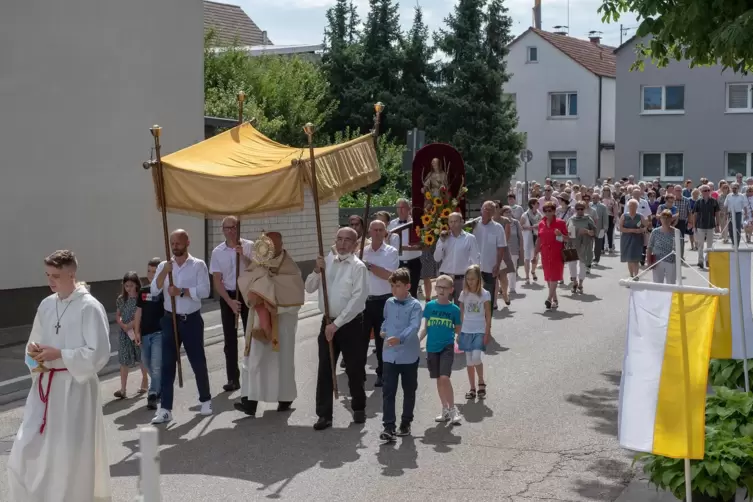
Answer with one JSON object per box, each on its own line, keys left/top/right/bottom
{"left": 1, "top": 247, "right": 710, "bottom": 502}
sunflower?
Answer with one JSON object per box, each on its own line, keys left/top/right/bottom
{"left": 433, "top": 197, "right": 443, "bottom": 207}
{"left": 441, "top": 224, "right": 449, "bottom": 232}
{"left": 423, "top": 233, "right": 435, "bottom": 246}
{"left": 428, "top": 205, "right": 437, "bottom": 215}
{"left": 440, "top": 208, "right": 451, "bottom": 218}
{"left": 421, "top": 214, "right": 432, "bottom": 225}
{"left": 425, "top": 191, "right": 432, "bottom": 200}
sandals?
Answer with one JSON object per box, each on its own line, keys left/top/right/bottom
{"left": 532, "top": 273, "right": 538, "bottom": 281}
{"left": 477, "top": 383, "right": 487, "bottom": 399}
{"left": 577, "top": 284, "right": 584, "bottom": 294}
{"left": 551, "top": 300, "right": 559, "bottom": 309}
{"left": 545, "top": 299, "right": 552, "bottom": 309}
{"left": 571, "top": 283, "right": 577, "bottom": 294}
{"left": 465, "top": 389, "right": 476, "bottom": 399}
{"left": 114, "top": 389, "right": 126, "bottom": 399}
{"left": 137, "top": 387, "right": 148, "bottom": 395}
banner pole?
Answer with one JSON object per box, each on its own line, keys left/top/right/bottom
{"left": 234, "top": 91, "right": 246, "bottom": 334}
{"left": 675, "top": 227, "right": 693, "bottom": 502}
{"left": 730, "top": 211, "right": 750, "bottom": 392}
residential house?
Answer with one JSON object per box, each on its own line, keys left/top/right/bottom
{"left": 204, "top": 0, "right": 322, "bottom": 61}
{"left": 506, "top": 28, "right": 616, "bottom": 186}
{"left": 0, "top": 0, "right": 205, "bottom": 329}
{"left": 615, "top": 36, "right": 753, "bottom": 183}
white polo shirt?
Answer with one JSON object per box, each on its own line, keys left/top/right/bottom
{"left": 434, "top": 230, "right": 481, "bottom": 276}
{"left": 209, "top": 239, "right": 254, "bottom": 291}
{"left": 387, "top": 218, "right": 421, "bottom": 261}
{"left": 472, "top": 220, "right": 507, "bottom": 273}
{"left": 362, "top": 241, "right": 399, "bottom": 296}
{"left": 725, "top": 193, "right": 746, "bottom": 214}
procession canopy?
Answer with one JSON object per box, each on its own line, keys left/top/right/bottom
{"left": 154, "top": 122, "right": 380, "bottom": 218}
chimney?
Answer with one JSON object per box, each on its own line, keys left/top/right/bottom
{"left": 262, "top": 30, "right": 269, "bottom": 46}
{"left": 533, "top": 0, "right": 541, "bottom": 29}
{"left": 552, "top": 26, "right": 568, "bottom": 36}
{"left": 589, "top": 36, "right": 601, "bottom": 44}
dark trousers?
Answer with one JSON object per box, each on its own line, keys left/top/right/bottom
{"left": 481, "top": 271, "right": 496, "bottom": 301}
{"left": 160, "top": 311, "right": 211, "bottom": 410}
{"left": 316, "top": 315, "right": 366, "bottom": 420}
{"left": 400, "top": 258, "right": 422, "bottom": 299}
{"left": 729, "top": 212, "right": 743, "bottom": 247}
{"left": 218, "top": 291, "right": 249, "bottom": 383}
{"left": 594, "top": 237, "right": 604, "bottom": 262}
{"left": 606, "top": 216, "right": 615, "bottom": 250}
{"left": 382, "top": 359, "right": 419, "bottom": 428}
{"left": 364, "top": 295, "right": 389, "bottom": 377}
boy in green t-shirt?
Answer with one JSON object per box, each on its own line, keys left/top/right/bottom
{"left": 420, "top": 274, "right": 462, "bottom": 425}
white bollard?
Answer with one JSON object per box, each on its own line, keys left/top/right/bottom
{"left": 138, "top": 426, "right": 161, "bottom": 502}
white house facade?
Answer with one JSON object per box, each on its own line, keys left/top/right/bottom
{"left": 506, "top": 28, "right": 616, "bottom": 187}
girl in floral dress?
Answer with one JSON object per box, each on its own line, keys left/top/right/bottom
{"left": 114, "top": 271, "right": 149, "bottom": 399}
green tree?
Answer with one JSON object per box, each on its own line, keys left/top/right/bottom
{"left": 434, "top": 0, "right": 522, "bottom": 195}
{"left": 599, "top": 0, "right": 753, "bottom": 73}
{"left": 204, "top": 32, "right": 337, "bottom": 146}
{"left": 395, "top": 6, "right": 437, "bottom": 133}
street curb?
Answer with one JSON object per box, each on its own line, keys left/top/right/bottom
{"left": 0, "top": 307, "right": 322, "bottom": 407}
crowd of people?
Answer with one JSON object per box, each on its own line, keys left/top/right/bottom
{"left": 10, "top": 172, "right": 751, "bottom": 500}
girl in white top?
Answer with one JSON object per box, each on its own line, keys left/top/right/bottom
{"left": 457, "top": 265, "right": 492, "bottom": 400}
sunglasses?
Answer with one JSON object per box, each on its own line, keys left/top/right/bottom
{"left": 543, "top": 208, "right": 554, "bottom": 213}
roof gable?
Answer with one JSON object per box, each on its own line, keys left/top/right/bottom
{"left": 511, "top": 28, "right": 616, "bottom": 78}
{"left": 204, "top": 0, "right": 271, "bottom": 47}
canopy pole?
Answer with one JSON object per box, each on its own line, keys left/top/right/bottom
{"left": 730, "top": 211, "right": 751, "bottom": 392}
{"left": 304, "top": 123, "right": 338, "bottom": 399}
{"left": 358, "top": 102, "right": 384, "bottom": 261}
{"left": 150, "top": 125, "right": 183, "bottom": 388}
{"left": 234, "top": 91, "right": 246, "bottom": 333}
{"left": 675, "top": 227, "right": 693, "bottom": 502}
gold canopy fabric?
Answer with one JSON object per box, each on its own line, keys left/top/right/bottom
{"left": 153, "top": 122, "right": 380, "bottom": 218}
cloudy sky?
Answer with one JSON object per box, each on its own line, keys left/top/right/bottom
{"left": 237, "top": 0, "right": 639, "bottom": 48}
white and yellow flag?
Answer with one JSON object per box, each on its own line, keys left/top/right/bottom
{"left": 708, "top": 251, "right": 753, "bottom": 359}
{"left": 618, "top": 289, "right": 718, "bottom": 459}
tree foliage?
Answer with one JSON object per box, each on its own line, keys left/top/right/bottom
{"left": 433, "top": 0, "right": 523, "bottom": 195}
{"left": 599, "top": 0, "right": 753, "bottom": 73}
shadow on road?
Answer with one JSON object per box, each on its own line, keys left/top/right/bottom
{"left": 420, "top": 422, "right": 462, "bottom": 453}
{"left": 565, "top": 370, "right": 621, "bottom": 437}
{"left": 534, "top": 310, "right": 584, "bottom": 320}
{"left": 110, "top": 405, "right": 367, "bottom": 498}
{"left": 376, "top": 436, "right": 418, "bottom": 477}
{"left": 458, "top": 399, "right": 493, "bottom": 423}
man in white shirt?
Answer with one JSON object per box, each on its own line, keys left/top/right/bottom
{"left": 507, "top": 193, "right": 524, "bottom": 221}
{"left": 305, "top": 227, "right": 369, "bottom": 430}
{"left": 388, "top": 198, "right": 422, "bottom": 297}
{"left": 209, "top": 216, "right": 254, "bottom": 392}
{"left": 362, "top": 220, "right": 399, "bottom": 388}
{"left": 632, "top": 188, "right": 653, "bottom": 265}
{"left": 434, "top": 212, "right": 481, "bottom": 303}
{"left": 150, "top": 229, "right": 212, "bottom": 425}
{"left": 472, "top": 201, "right": 507, "bottom": 302}
{"left": 725, "top": 182, "right": 746, "bottom": 247}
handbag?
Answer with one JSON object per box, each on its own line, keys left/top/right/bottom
{"left": 561, "top": 247, "right": 579, "bottom": 262}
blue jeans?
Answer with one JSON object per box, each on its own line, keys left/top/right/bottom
{"left": 382, "top": 359, "right": 419, "bottom": 428}
{"left": 160, "top": 312, "right": 211, "bottom": 410}
{"left": 140, "top": 331, "right": 162, "bottom": 398}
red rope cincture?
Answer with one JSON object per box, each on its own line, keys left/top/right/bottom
{"left": 38, "top": 368, "right": 68, "bottom": 434}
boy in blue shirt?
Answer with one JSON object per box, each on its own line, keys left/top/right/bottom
{"left": 379, "top": 268, "right": 423, "bottom": 441}
{"left": 420, "top": 274, "right": 463, "bottom": 425}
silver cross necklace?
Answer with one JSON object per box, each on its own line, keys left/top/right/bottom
{"left": 55, "top": 297, "right": 73, "bottom": 335}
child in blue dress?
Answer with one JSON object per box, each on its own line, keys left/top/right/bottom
{"left": 457, "top": 265, "right": 492, "bottom": 400}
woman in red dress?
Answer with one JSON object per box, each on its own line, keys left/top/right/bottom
{"left": 534, "top": 201, "right": 569, "bottom": 309}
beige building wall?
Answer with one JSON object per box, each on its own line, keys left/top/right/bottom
{"left": 0, "top": 0, "right": 205, "bottom": 328}
{"left": 208, "top": 191, "right": 339, "bottom": 270}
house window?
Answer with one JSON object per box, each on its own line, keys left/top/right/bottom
{"left": 726, "top": 83, "right": 753, "bottom": 112}
{"left": 527, "top": 47, "right": 538, "bottom": 63}
{"left": 549, "top": 152, "right": 577, "bottom": 177}
{"left": 641, "top": 85, "right": 685, "bottom": 113}
{"left": 726, "top": 152, "right": 752, "bottom": 178}
{"left": 550, "top": 92, "right": 577, "bottom": 117}
{"left": 641, "top": 153, "right": 684, "bottom": 180}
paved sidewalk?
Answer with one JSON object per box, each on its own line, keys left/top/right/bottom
{"left": 0, "top": 292, "right": 320, "bottom": 405}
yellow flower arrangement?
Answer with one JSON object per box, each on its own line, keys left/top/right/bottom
{"left": 417, "top": 183, "right": 469, "bottom": 248}
{"left": 421, "top": 214, "right": 432, "bottom": 225}
{"left": 433, "top": 197, "right": 443, "bottom": 207}
{"left": 425, "top": 191, "right": 432, "bottom": 200}
{"left": 428, "top": 205, "right": 437, "bottom": 215}
{"left": 440, "top": 208, "right": 451, "bottom": 218}
{"left": 423, "top": 233, "right": 435, "bottom": 246}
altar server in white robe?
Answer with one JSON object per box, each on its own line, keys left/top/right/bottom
{"left": 234, "top": 232, "right": 305, "bottom": 416}
{"left": 8, "top": 250, "right": 112, "bottom": 502}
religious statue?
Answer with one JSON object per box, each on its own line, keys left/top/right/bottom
{"left": 422, "top": 158, "right": 450, "bottom": 208}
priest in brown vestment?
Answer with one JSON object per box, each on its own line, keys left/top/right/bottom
{"left": 234, "top": 232, "right": 305, "bottom": 416}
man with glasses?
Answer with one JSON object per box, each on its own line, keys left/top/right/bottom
{"left": 538, "top": 186, "right": 556, "bottom": 207}
{"left": 306, "top": 227, "right": 369, "bottom": 431}
{"left": 209, "top": 216, "right": 253, "bottom": 392}
{"left": 693, "top": 186, "right": 720, "bottom": 269}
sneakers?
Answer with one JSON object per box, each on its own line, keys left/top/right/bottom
{"left": 151, "top": 408, "right": 172, "bottom": 425}
{"left": 200, "top": 401, "right": 213, "bottom": 416}
{"left": 379, "top": 427, "right": 396, "bottom": 442}
{"left": 397, "top": 423, "right": 411, "bottom": 436}
{"left": 435, "top": 408, "right": 450, "bottom": 422}
{"left": 146, "top": 394, "right": 158, "bottom": 410}
{"left": 450, "top": 407, "right": 463, "bottom": 425}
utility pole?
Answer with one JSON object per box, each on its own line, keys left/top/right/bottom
{"left": 620, "top": 24, "right": 623, "bottom": 45}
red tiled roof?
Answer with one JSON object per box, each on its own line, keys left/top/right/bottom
{"left": 527, "top": 28, "right": 616, "bottom": 78}
{"left": 204, "top": 0, "right": 271, "bottom": 47}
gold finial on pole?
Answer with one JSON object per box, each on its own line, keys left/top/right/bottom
{"left": 150, "top": 125, "right": 162, "bottom": 138}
